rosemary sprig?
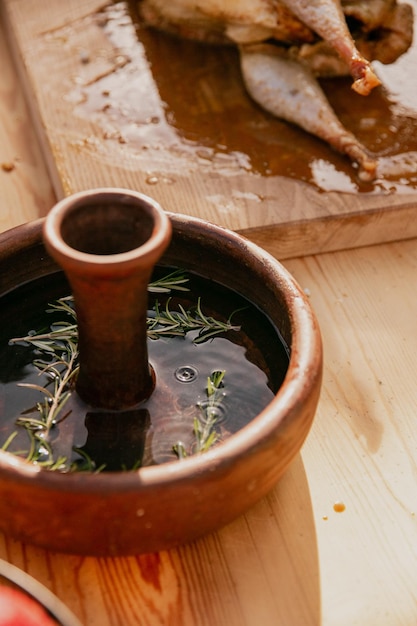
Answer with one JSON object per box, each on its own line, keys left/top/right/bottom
{"left": 1, "top": 431, "right": 18, "bottom": 451}
{"left": 16, "top": 339, "right": 79, "bottom": 434}
{"left": 3, "top": 327, "right": 80, "bottom": 470}
{"left": 147, "top": 298, "right": 240, "bottom": 343}
{"left": 4, "top": 270, "right": 239, "bottom": 471}
{"left": 173, "top": 370, "right": 226, "bottom": 458}
{"left": 194, "top": 370, "right": 225, "bottom": 453}
{"left": 11, "top": 298, "right": 240, "bottom": 348}
{"left": 148, "top": 269, "right": 190, "bottom": 293}
{"left": 10, "top": 322, "right": 78, "bottom": 350}
{"left": 9, "top": 271, "right": 191, "bottom": 346}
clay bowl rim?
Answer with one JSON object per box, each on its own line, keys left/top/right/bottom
{"left": 0, "top": 212, "right": 322, "bottom": 491}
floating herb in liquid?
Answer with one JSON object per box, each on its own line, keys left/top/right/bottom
{"left": 0, "top": 269, "right": 289, "bottom": 471}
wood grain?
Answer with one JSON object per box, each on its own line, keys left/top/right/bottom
{"left": 284, "top": 240, "right": 417, "bottom": 625}
{"left": 0, "top": 456, "right": 320, "bottom": 626}
{"left": 2, "top": 7, "right": 417, "bottom": 626}
{"left": 2, "top": 235, "right": 417, "bottom": 625}
{"left": 3, "top": 0, "right": 417, "bottom": 258}
{"left": 0, "top": 11, "right": 55, "bottom": 230}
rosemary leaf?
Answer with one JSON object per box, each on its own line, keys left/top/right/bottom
{"left": 17, "top": 382, "right": 55, "bottom": 399}
{"left": 1, "top": 430, "right": 18, "bottom": 451}
{"left": 148, "top": 297, "right": 240, "bottom": 343}
{"left": 174, "top": 370, "right": 225, "bottom": 459}
{"left": 148, "top": 270, "right": 190, "bottom": 293}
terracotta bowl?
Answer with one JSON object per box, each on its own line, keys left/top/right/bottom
{"left": 0, "top": 212, "right": 322, "bottom": 556}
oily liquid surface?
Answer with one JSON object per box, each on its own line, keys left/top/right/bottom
{"left": 68, "top": 1, "right": 417, "bottom": 194}
{"left": 0, "top": 271, "right": 289, "bottom": 471}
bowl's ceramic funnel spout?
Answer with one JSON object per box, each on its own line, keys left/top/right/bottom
{"left": 43, "top": 188, "right": 172, "bottom": 410}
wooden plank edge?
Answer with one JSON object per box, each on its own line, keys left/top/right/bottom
{"left": 1, "top": 1, "right": 64, "bottom": 200}
{"left": 3, "top": 0, "right": 417, "bottom": 260}
{"left": 240, "top": 201, "right": 417, "bottom": 259}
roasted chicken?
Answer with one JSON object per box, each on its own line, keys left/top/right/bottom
{"left": 137, "top": 0, "right": 413, "bottom": 181}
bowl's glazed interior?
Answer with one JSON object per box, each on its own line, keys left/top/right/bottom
{"left": 0, "top": 211, "right": 322, "bottom": 555}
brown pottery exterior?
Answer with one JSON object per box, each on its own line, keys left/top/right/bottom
{"left": 0, "top": 189, "right": 323, "bottom": 556}
{"left": 43, "top": 189, "right": 172, "bottom": 409}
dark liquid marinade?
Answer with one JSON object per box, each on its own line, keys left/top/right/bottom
{"left": 0, "top": 270, "right": 289, "bottom": 471}
{"left": 71, "top": 2, "right": 417, "bottom": 195}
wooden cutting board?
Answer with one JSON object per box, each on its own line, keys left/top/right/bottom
{"left": 3, "top": 0, "right": 417, "bottom": 259}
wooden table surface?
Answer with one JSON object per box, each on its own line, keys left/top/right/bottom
{"left": 1, "top": 12, "right": 417, "bottom": 626}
